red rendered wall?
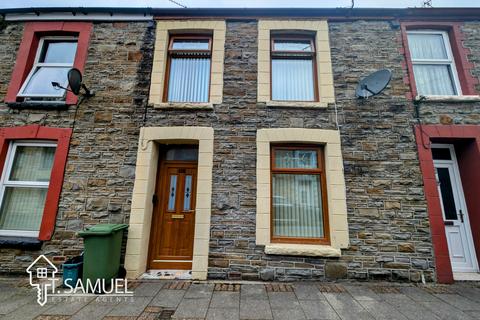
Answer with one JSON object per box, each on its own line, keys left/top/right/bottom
{"left": 414, "top": 124, "right": 480, "bottom": 283}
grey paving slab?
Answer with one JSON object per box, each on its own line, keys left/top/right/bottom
{"left": 42, "top": 296, "right": 95, "bottom": 315}
{"left": 149, "top": 289, "right": 186, "bottom": 308}
{"left": 379, "top": 293, "right": 440, "bottom": 320}
{"left": 357, "top": 300, "right": 409, "bottom": 320}
{"left": 70, "top": 297, "right": 120, "bottom": 320}
{"left": 323, "top": 292, "right": 374, "bottom": 320}
{"left": 344, "top": 285, "right": 381, "bottom": 301}
{"left": 272, "top": 307, "right": 307, "bottom": 320}
{"left": 107, "top": 296, "right": 153, "bottom": 316}
{"left": 399, "top": 286, "right": 440, "bottom": 302}
{"left": 241, "top": 284, "right": 268, "bottom": 300}
{"left": 133, "top": 282, "right": 164, "bottom": 296}
{"left": 452, "top": 286, "right": 480, "bottom": 303}
{"left": 0, "top": 288, "right": 21, "bottom": 302}
{"left": 435, "top": 293, "right": 480, "bottom": 311}
{"left": 184, "top": 283, "right": 214, "bottom": 299}
{"left": 294, "top": 284, "right": 325, "bottom": 300}
{"left": 421, "top": 300, "right": 477, "bottom": 320}
{"left": 1, "top": 301, "right": 54, "bottom": 320}
{"left": 210, "top": 291, "right": 240, "bottom": 309}
{"left": 240, "top": 298, "right": 273, "bottom": 320}
{"left": 0, "top": 293, "right": 34, "bottom": 315}
{"left": 268, "top": 291, "right": 300, "bottom": 309}
{"left": 465, "top": 311, "right": 480, "bottom": 320}
{"left": 173, "top": 297, "right": 210, "bottom": 319}
{"left": 206, "top": 308, "right": 240, "bottom": 320}
{"left": 299, "top": 299, "right": 339, "bottom": 320}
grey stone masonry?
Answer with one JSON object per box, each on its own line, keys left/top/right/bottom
{"left": 0, "top": 16, "right": 479, "bottom": 282}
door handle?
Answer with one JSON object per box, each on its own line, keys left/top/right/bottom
{"left": 459, "top": 209, "right": 464, "bottom": 223}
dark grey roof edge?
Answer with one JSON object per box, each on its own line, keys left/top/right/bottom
{"left": 1, "top": 7, "right": 480, "bottom": 19}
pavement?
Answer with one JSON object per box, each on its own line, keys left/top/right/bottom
{"left": 1, "top": 278, "right": 480, "bottom": 320}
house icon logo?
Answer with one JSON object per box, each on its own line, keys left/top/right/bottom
{"left": 26, "top": 255, "right": 58, "bottom": 306}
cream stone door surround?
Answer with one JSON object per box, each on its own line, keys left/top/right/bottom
{"left": 125, "top": 126, "right": 214, "bottom": 280}
{"left": 256, "top": 128, "right": 349, "bottom": 256}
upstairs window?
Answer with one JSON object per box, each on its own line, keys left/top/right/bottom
{"left": 407, "top": 30, "right": 461, "bottom": 96}
{"left": 165, "top": 36, "right": 212, "bottom": 103}
{"left": 0, "top": 141, "right": 56, "bottom": 237}
{"left": 17, "top": 37, "right": 78, "bottom": 102}
{"left": 271, "top": 35, "right": 317, "bottom": 101}
{"left": 271, "top": 145, "right": 329, "bottom": 244}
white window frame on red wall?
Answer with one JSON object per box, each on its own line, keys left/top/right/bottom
{"left": 407, "top": 30, "right": 462, "bottom": 96}
{"left": 0, "top": 140, "right": 57, "bottom": 237}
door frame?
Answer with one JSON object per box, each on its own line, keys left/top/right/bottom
{"left": 432, "top": 143, "right": 479, "bottom": 273}
{"left": 124, "top": 126, "right": 214, "bottom": 280}
{"left": 147, "top": 159, "right": 198, "bottom": 270}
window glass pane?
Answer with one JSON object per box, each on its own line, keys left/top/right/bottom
{"left": 408, "top": 33, "right": 448, "bottom": 60}
{"left": 167, "top": 57, "right": 210, "bottom": 102}
{"left": 413, "top": 64, "right": 456, "bottom": 96}
{"left": 165, "top": 147, "right": 198, "bottom": 161}
{"left": 183, "top": 175, "right": 192, "bottom": 211}
{"left": 9, "top": 146, "right": 56, "bottom": 182}
{"left": 0, "top": 187, "right": 47, "bottom": 231}
{"left": 22, "top": 66, "right": 71, "bottom": 96}
{"left": 272, "top": 174, "right": 323, "bottom": 238}
{"left": 273, "top": 40, "right": 313, "bottom": 52}
{"left": 437, "top": 168, "right": 458, "bottom": 220}
{"left": 167, "top": 175, "right": 177, "bottom": 211}
{"left": 272, "top": 59, "right": 315, "bottom": 101}
{"left": 432, "top": 148, "right": 452, "bottom": 160}
{"left": 41, "top": 41, "right": 78, "bottom": 63}
{"left": 275, "top": 149, "right": 318, "bottom": 169}
{"left": 171, "top": 39, "right": 209, "bottom": 50}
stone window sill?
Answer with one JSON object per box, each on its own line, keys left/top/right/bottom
{"left": 0, "top": 236, "right": 42, "bottom": 249}
{"left": 264, "top": 101, "right": 328, "bottom": 109}
{"left": 265, "top": 243, "right": 341, "bottom": 257}
{"left": 8, "top": 102, "right": 69, "bottom": 110}
{"left": 415, "top": 95, "right": 480, "bottom": 103}
{"left": 153, "top": 102, "right": 214, "bottom": 110}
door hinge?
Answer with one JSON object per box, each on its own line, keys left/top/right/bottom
{"left": 152, "top": 194, "right": 158, "bottom": 205}
{"left": 459, "top": 209, "right": 464, "bottom": 223}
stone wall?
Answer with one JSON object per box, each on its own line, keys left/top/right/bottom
{"left": 0, "top": 21, "right": 154, "bottom": 273}
{"left": 1, "top": 17, "right": 479, "bottom": 281}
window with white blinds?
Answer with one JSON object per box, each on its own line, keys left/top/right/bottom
{"left": 271, "top": 36, "right": 317, "bottom": 101}
{"left": 165, "top": 36, "right": 212, "bottom": 103}
{"left": 271, "top": 145, "right": 328, "bottom": 244}
{"left": 0, "top": 142, "right": 56, "bottom": 237}
{"left": 407, "top": 30, "right": 461, "bottom": 96}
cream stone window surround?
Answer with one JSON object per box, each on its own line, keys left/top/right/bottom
{"left": 256, "top": 128, "right": 349, "bottom": 257}
{"left": 149, "top": 20, "right": 226, "bottom": 109}
{"left": 258, "top": 20, "right": 335, "bottom": 108}
{"left": 124, "top": 126, "right": 214, "bottom": 280}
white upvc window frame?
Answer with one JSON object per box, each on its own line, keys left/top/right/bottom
{"left": 0, "top": 140, "right": 57, "bottom": 238}
{"left": 407, "top": 29, "right": 462, "bottom": 96}
{"left": 17, "top": 36, "right": 78, "bottom": 100}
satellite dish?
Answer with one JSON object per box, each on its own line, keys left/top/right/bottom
{"left": 355, "top": 69, "right": 392, "bottom": 99}
{"left": 68, "top": 68, "right": 82, "bottom": 95}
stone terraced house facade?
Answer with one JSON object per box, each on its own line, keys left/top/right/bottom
{"left": 0, "top": 7, "right": 479, "bottom": 284}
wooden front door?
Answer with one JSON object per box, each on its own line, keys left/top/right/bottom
{"left": 148, "top": 161, "right": 197, "bottom": 270}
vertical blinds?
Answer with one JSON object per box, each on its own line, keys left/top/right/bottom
{"left": 271, "top": 59, "right": 315, "bottom": 101}
{"left": 167, "top": 57, "right": 210, "bottom": 103}
{"left": 272, "top": 174, "right": 324, "bottom": 238}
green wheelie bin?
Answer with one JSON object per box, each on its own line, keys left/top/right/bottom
{"left": 78, "top": 224, "right": 128, "bottom": 286}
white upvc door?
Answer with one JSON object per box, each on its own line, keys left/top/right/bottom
{"left": 432, "top": 144, "right": 479, "bottom": 273}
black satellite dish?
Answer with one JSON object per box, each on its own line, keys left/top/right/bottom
{"left": 355, "top": 69, "right": 392, "bottom": 99}
{"left": 68, "top": 68, "right": 83, "bottom": 95}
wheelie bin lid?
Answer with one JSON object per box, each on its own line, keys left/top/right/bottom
{"left": 78, "top": 224, "right": 128, "bottom": 237}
